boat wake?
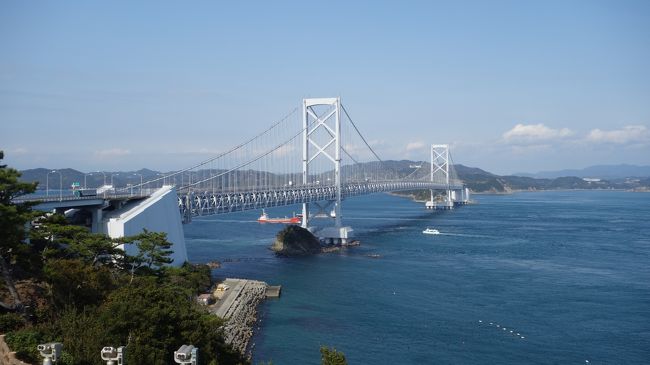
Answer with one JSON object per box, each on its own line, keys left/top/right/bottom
{"left": 346, "top": 217, "right": 432, "bottom": 221}
{"left": 436, "top": 232, "right": 497, "bottom": 239}
{"left": 191, "top": 219, "right": 258, "bottom": 223}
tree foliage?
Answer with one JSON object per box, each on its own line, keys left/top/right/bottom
{"left": 0, "top": 153, "right": 248, "bottom": 364}
{"left": 320, "top": 346, "right": 348, "bottom": 365}
{"left": 96, "top": 277, "right": 243, "bottom": 365}
{"left": 29, "top": 214, "right": 123, "bottom": 267}
{"left": 121, "top": 229, "right": 174, "bottom": 277}
{"left": 7, "top": 257, "right": 248, "bottom": 365}
{"left": 0, "top": 312, "right": 25, "bottom": 332}
{"left": 43, "top": 259, "right": 116, "bottom": 310}
{"left": 0, "top": 150, "right": 42, "bottom": 312}
{"left": 4, "top": 328, "right": 45, "bottom": 362}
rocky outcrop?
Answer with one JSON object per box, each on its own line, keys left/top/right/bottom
{"left": 205, "top": 260, "right": 221, "bottom": 269}
{"left": 270, "top": 225, "right": 321, "bottom": 256}
{"left": 0, "top": 335, "right": 31, "bottom": 365}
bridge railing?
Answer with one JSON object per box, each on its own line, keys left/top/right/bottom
{"left": 13, "top": 191, "right": 153, "bottom": 204}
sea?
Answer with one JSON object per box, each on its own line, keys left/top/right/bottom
{"left": 184, "top": 191, "right": 650, "bottom": 364}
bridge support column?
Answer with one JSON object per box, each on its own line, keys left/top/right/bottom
{"left": 318, "top": 226, "right": 354, "bottom": 244}
{"left": 301, "top": 98, "right": 310, "bottom": 229}
{"left": 91, "top": 207, "right": 103, "bottom": 234}
{"left": 448, "top": 189, "right": 455, "bottom": 208}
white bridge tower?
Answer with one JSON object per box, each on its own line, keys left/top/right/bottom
{"left": 301, "top": 97, "right": 353, "bottom": 243}
{"left": 427, "top": 144, "right": 454, "bottom": 209}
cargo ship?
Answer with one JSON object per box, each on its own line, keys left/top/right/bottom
{"left": 257, "top": 209, "right": 301, "bottom": 224}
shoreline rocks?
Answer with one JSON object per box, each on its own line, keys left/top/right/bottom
{"left": 205, "top": 260, "right": 221, "bottom": 269}
{"left": 320, "top": 240, "right": 361, "bottom": 253}
{"left": 210, "top": 279, "right": 268, "bottom": 358}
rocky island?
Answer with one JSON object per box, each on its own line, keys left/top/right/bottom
{"left": 270, "top": 225, "right": 322, "bottom": 256}
{"left": 271, "top": 225, "right": 360, "bottom": 256}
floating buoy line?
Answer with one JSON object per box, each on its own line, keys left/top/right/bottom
{"left": 478, "top": 320, "right": 526, "bottom": 340}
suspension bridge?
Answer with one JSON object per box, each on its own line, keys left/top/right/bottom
{"left": 16, "top": 98, "right": 468, "bottom": 262}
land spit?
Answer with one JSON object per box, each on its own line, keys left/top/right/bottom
{"left": 209, "top": 278, "right": 277, "bottom": 356}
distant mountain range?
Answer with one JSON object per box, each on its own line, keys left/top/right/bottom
{"left": 515, "top": 164, "right": 650, "bottom": 179}
{"left": 18, "top": 161, "right": 650, "bottom": 194}
{"left": 454, "top": 164, "right": 649, "bottom": 193}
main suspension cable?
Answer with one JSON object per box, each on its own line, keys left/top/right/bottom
{"left": 118, "top": 106, "right": 299, "bottom": 192}
{"left": 341, "top": 104, "right": 383, "bottom": 163}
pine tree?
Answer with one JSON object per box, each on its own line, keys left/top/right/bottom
{"left": 320, "top": 346, "right": 347, "bottom": 365}
{"left": 0, "top": 151, "right": 41, "bottom": 313}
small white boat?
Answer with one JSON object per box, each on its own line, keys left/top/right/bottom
{"left": 422, "top": 228, "right": 440, "bottom": 235}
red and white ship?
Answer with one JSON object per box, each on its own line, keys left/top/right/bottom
{"left": 257, "top": 209, "right": 301, "bottom": 224}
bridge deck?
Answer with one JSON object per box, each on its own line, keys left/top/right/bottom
{"left": 179, "top": 180, "right": 464, "bottom": 219}
{"left": 13, "top": 181, "right": 464, "bottom": 220}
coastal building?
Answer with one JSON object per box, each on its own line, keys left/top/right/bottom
{"left": 197, "top": 294, "right": 214, "bottom": 305}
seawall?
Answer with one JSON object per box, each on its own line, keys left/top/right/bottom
{"left": 210, "top": 278, "right": 268, "bottom": 356}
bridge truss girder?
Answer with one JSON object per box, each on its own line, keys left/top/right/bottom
{"left": 178, "top": 181, "right": 461, "bottom": 221}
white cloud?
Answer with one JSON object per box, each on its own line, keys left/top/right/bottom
{"left": 585, "top": 125, "right": 649, "bottom": 144}
{"left": 510, "top": 144, "right": 552, "bottom": 155}
{"left": 9, "top": 147, "right": 28, "bottom": 155}
{"left": 503, "top": 123, "right": 573, "bottom": 143}
{"left": 271, "top": 144, "right": 295, "bottom": 158}
{"left": 191, "top": 148, "right": 224, "bottom": 155}
{"left": 368, "top": 139, "right": 387, "bottom": 148}
{"left": 343, "top": 143, "right": 364, "bottom": 154}
{"left": 406, "top": 141, "right": 426, "bottom": 151}
{"left": 94, "top": 148, "right": 131, "bottom": 158}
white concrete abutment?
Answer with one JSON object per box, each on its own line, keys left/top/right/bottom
{"left": 103, "top": 186, "right": 188, "bottom": 265}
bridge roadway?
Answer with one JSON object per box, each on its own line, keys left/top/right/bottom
{"left": 13, "top": 181, "right": 463, "bottom": 220}
{"left": 179, "top": 180, "right": 463, "bottom": 219}
{"left": 12, "top": 192, "right": 153, "bottom": 210}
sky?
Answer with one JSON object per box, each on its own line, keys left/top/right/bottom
{"left": 1, "top": 0, "right": 649, "bottom": 175}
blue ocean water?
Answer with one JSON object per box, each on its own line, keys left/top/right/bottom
{"left": 184, "top": 191, "right": 650, "bottom": 364}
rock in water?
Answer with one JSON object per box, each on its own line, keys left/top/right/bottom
{"left": 271, "top": 225, "right": 321, "bottom": 256}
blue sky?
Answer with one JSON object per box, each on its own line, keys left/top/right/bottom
{"left": 1, "top": 0, "right": 649, "bottom": 174}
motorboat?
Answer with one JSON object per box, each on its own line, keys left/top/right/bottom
{"left": 422, "top": 228, "right": 440, "bottom": 235}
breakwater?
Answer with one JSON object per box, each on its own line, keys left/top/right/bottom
{"left": 210, "top": 278, "right": 268, "bottom": 356}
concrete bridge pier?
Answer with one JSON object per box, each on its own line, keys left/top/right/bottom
{"left": 104, "top": 185, "right": 188, "bottom": 266}
{"left": 318, "top": 226, "right": 354, "bottom": 245}
{"left": 425, "top": 191, "right": 455, "bottom": 210}
{"left": 302, "top": 201, "right": 354, "bottom": 244}
{"left": 451, "top": 187, "right": 471, "bottom": 206}
{"left": 91, "top": 206, "right": 103, "bottom": 233}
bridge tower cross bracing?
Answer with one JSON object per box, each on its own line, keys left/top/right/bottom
{"left": 430, "top": 144, "right": 454, "bottom": 209}
{"left": 302, "top": 97, "right": 342, "bottom": 228}
{"left": 301, "top": 97, "right": 352, "bottom": 243}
